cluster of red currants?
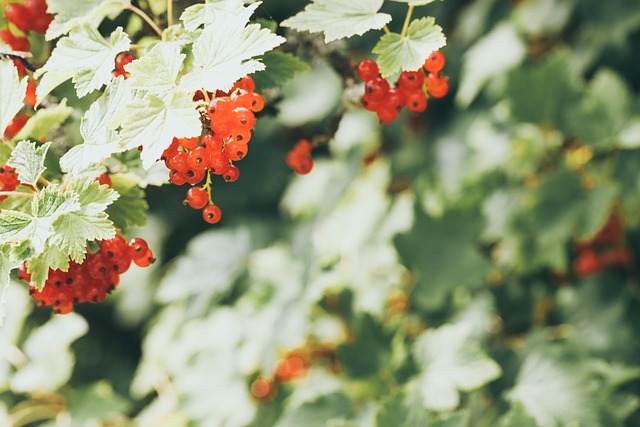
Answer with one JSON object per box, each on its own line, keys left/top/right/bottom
{"left": 19, "top": 235, "right": 154, "bottom": 314}
{"left": 573, "top": 212, "right": 632, "bottom": 277}
{"left": 4, "top": 0, "right": 52, "bottom": 36}
{"left": 356, "top": 50, "right": 449, "bottom": 123}
{"left": 112, "top": 51, "right": 137, "bottom": 79}
{"left": 0, "top": 164, "right": 20, "bottom": 202}
{"left": 162, "top": 76, "right": 263, "bottom": 224}
{"left": 286, "top": 138, "right": 314, "bottom": 175}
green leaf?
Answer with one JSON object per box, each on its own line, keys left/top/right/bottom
{"left": 46, "top": 0, "right": 130, "bottom": 40}
{"left": 376, "top": 390, "right": 431, "bottom": 427}
{"left": 336, "top": 314, "right": 392, "bottom": 378}
{"left": 60, "top": 77, "right": 133, "bottom": 175}
{"left": 118, "top": 91, "right": 201, "bottom": 169}
{"left": 67, "top": 381, "right": 131, "bottom": 423}
{"left": 180, "top": 0, "right": 259, "bottom": 32}
{"left": 565, "top": 69, "right": 633, "bottom": 148}
{"left": 35, "top": 25, "right": 131, "bottom": 102}
{"left": 51, "top": 178, "right": 118, "bottom": 263}
{"left": 275, "top": 393, "right": 353, "bottom": 427}
{"left": 412, "top": 323, "right": 501, "bottom": 411}
{"left": 252, "top": 51, "right": 310, "bottom": 91}
{"left": 0, "top": 186, "right": 80, "bottom": 256}
{"left": 179, "top": 17, "right": 285, "bottom": 93}
{"left": 27, "top": 244, "right": 70, "bottom": 290}
{"left": 6, "top": 141, "right": 51, "bottom": 187}
{"left": 499, "top": 403, "right": 539, "bottom": 427}
{"left": 372, "top": 17, "right": 446, "bottom": 77}
{"left": 0, "top": 245, "right": 18, "bottom": 327}
{"left": 125, "top": 42, "right": 185, "bottom": 93}
{"left": 281, "top": 0, "right": 391, "bottom": 43}
{"left": 507, "top": 351, "right": 599, "bottom": 427}
{"left": 14, "top": 99, "right": 74, "bottom": 141}
{"left": 0, "top": 61, "right": 27, "bottom": 135}
{"left": 395, "top": 204, "right": 491, "bottom": 310}
{"left": 105, "top": 173, "right": 148, "bottom": 229}
{"left": 506, "top": 51, "right": 581, "bottom": 128}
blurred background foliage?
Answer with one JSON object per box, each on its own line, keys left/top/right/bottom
{"left": 3, "top": 0, "right": 640, "bottom": 425}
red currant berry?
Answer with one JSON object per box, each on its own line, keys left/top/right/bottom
{"left": 426, "top": 73, "right": 449, "bottom": 98}
{"left": 115, "top": 52, "right": 137, "bottom": 72}
{"left": 224, "top": 140, "right": 248, "bottom": 161}
{"left": 356, "top": 59, "right": 379, "bottom": 82}
{"left": 186, "top": 186, "right": 209, "bottom": 209}
{"left": 127, "top": 237, "right": 150, "bottom": 260}
{"left": 133, "top": 249, "right": 155, "bottom": 267}
{"left": 365, "top": 77, "right": 390, "bottom": 102}
{"left": 202, "top": 204, "right": 222, "bottom": 224}
{"left": 96, "top": 173, "right": 112, "bottom": 187}
{"left": 423, "top": 50, "right": 445, "bottom": 73}
{"left": 406, "top": 90, "right": 428, "bottom": 113}
{"left": 223, "top": 164, "right": 240, "bottom": 182}
{"left": 5, "top": 3, "right": 32, "bottom": 33}
{"left": 169, "top": 170, "right": 188, "bottom": 186}
{"left": 397, "top": 70, "right": 425, "bottom": 90}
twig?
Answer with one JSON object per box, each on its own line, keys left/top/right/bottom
{"left": 127, "top": 4, "right": 163, "bottom": 38}
{"left": 401, "top": 5, "right": 414, "bottom": 38}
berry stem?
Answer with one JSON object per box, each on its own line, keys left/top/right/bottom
{"left": 127, "top": 4, "right": 163, "bottom": 38}
{"left": 0, "top": 191, "right": 34, "bottom": 198}
{"left": 400, "top": 5, "right": 414, "bottom": 38}
{"left": 167, "top": 0, "right": 174, "bottom": 27}
{"left": 383, "top": 25, "right": 391, "bottom": 35}
{"left": 38, "top": 176, "right": 50, "bottom": 187}
{"left": 202, "top": 170, "right": 214, "bottom": 204}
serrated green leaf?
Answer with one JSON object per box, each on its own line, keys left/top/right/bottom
{"left": 0, "top": 186, "right": 80, "bottom": 255}
{"left": 106, "top": 173, "right": 148, "bottom": 229}
{"left": 0, "top": 61, "right": 27, "bottom": 135}
{"left": 376, "top": 390, "right": 431, "bottom": 427}
{"left": 50, "top": 178, "right": 118, "bottom": 263}
{"left": 118, "top": 92, "right": 201, "bottom": 169}
{"left": 179, "top": 16, "right": 285, "bottom": 93}
{"left": 27, "top": 244, "right": 70, "bottom": 290}
{"left": 125, "top": 42, "right": 185, "bottom": 93}
{"left": 412, "top": 323, "right": 501, "bottom": 411}
{"left": 252, "top": 51, "right": 310, "bottom": 91}
{"left": 35, "top": 25, "right": 131, "bottom": 102}
{"left": 60, "top": 77, "right": 132, "bottom": 175}
{"left": 6, "top": 141, "right": 51, "bottom": 187}
{"left": 281, "top": 0, "right": 391, "bottom": 43}
{"left": 337, "top": 314, "right": 392, "bottom": 378}
{"left": 180, "top": 0, "right": 258, "bottom": 32}
{"left": 14, "top": 99, "right": 73, "bottom": 141}
{"left": 46, "top": 0, "right": 130, "bottom": 40}
{"left": 499, "top": 403, "right": 539, "bottom": 427}
{"left": 372, "top": 17, "right": 446, "bottom": 77}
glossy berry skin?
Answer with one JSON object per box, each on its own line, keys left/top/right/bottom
{"left": 128, "top": 237, "right": 150, "bottom": 260}
{"left": 365, "top": 77, "right": 390, "bottom": 102}
{"left": 397, "top": 70, "right": 425, "bottom": 91}
{"left": 356, "top": 59, "right": 379, "bottom": 81}
{"left": 426, "top": 73, "right": 449, "bottom": 98}
{"left": 223, "top": 164, "right": 240, "bottom": 182}
{"left": 5, "top": 3, "right": 32, "bottom": 33}
{"left": 202, "top": 204, "right": 222, "bottom": 224}
{"left": 423, "top": 50, "right": 446, "bottom": 73}
{"left": 133, "top": 249, "right": 155, "bottom": 267}
{"left": 406, "top": 90, "right": 428, "bottom": 113}
{"left": 4, "top": 114, "right": 29, "bottom": 139}
{"left": 25, "top": 79, "right": 37, "bottom": 107}
{"left": 186, "top": 186, "right": 209, "bottom": 209}
{"left": 115, "top": 52, "right": 136, "bottom": 72}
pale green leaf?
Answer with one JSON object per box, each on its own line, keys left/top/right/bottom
{"left": 60, "top": 77, "right": 133, "bottom": 174}
{"left": 46, "top": 0, "right": 130, "bottom": 40}
{"left": 0, "top": 245, "right": 18, "bottom": 327}
{"left": 413, "top": 323, "right": 502, "bottom": 411}
{"left": 180, "top": 0, "right": 259, "bottom": 32}
{"left": 125, "top": 42, "right": 185, "bottom": 93}
{"left": 50, "top": 178, "right": 118, "bottom": 263}
{"left": 35, "top": 25, "right": 131, "bottom": 102}
{"left": 27, "top": 245, "right": 70, "bottom": 290}
{"left": 179, "top": 16, "right": 286, "bottom": 93}
{"left": 372, "top": 17, "right": 446, "bottom": 77}
{"left": 0, "top": 61, "right": 27, "bottom": 135}
{"left": 6, "top": 141, "right": 51, "bottom": 187}
{"left": 10, "top": 313, "right": 88, "bottom": 392}
{"left": 508, "top": 351, "right": 598, "bottom": 427}
{"left": 0, "top": 186, "right": 80, "bottom": 255}
{"left": 14, "top": 99, "right": 73, "bottom": 141}
{"left": 118, "top": 92, "right": 201, "bottom": 169}
{"left": 281, "top": 0, "right": 391, "bottom": 43}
